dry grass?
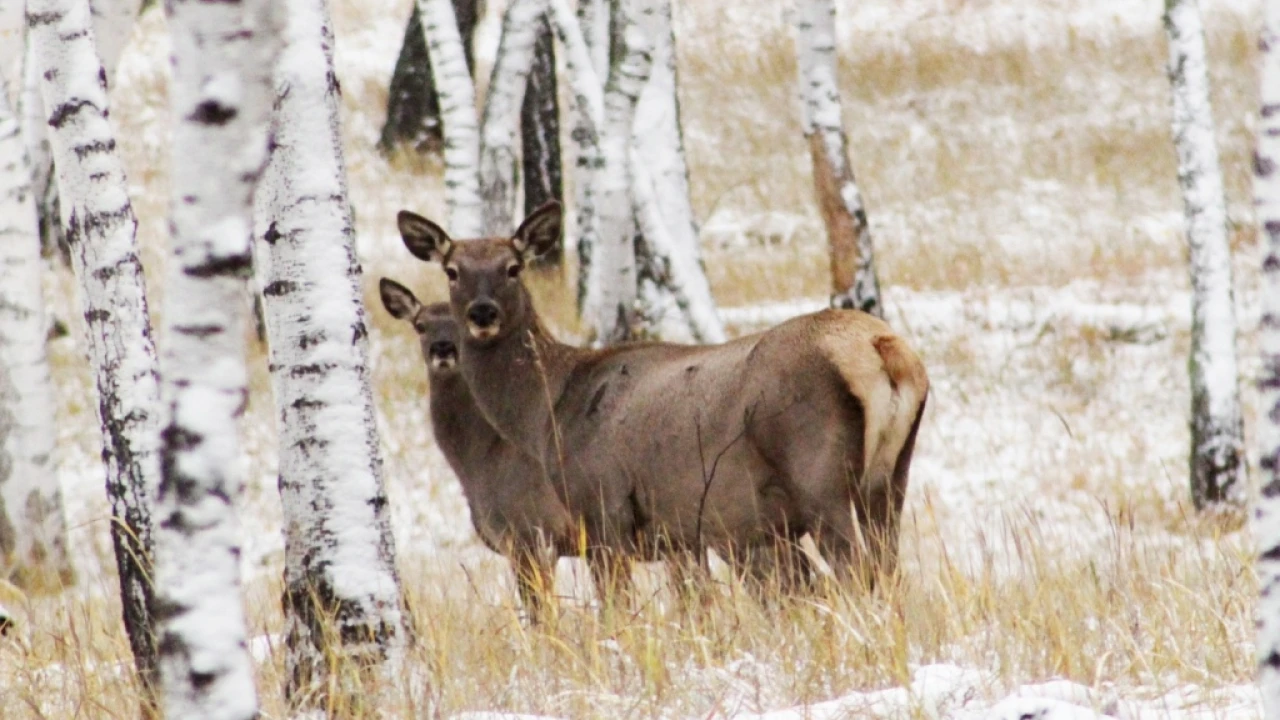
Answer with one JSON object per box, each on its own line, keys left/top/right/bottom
{"left": 0, "top": 0, "right": 1269, "bottom": 717}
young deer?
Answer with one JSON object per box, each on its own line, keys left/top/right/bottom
{"left": 379, "top": 278, "right": 577, "bottom": 616}
{"left": 394, "top": 202, "right": 929, "bottom": 592}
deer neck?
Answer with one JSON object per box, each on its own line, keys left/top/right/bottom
{"left": 457, "top": 299, "right": 580, "bottom": 461}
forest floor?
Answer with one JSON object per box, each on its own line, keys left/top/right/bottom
{"left": 0, "top": 0, "right": 1271, "bottom": 717}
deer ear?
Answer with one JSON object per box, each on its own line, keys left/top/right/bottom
{"left": 378, "top": 277, "right": 420, "bottom": 320}
{"left": 398, "top": 210, "right": 453, "bottom": 262}
{"left": 511, "top": 201, "right": 562, "bottom": 259}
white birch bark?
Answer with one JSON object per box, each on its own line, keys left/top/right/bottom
{"left": 20, "top": 0, "right": 140, "bottom": 265}
{"left": 419, "top": 0, "right": 483, "bottom": 237}
{"left": 631, "top": 0, "right": 723, "bottom": 343}
{"left": 255, "top": 0, "right": 409, "bottom": 698}
{"left": 548, "top": 0, "right": 604, "bottom": 306}
{"left": 20, "top": 41, "right": 62, "bottom": 263}
{"left": 583, "top": 0, "right": 653, "bottom": 345}
{"left": 793, "top": 0, "right": 883, "bottom": 317}
{"left": 551, "top": 0, "right": 720, "bottom": 343}
{"left": 90, "top": 0, "right": 142, "bottom": 82}
{"left": 1163, "top": 0, "right": 1246, "bottom": 509}
{"left": 28, "top": 0, "right": 160, "bottom": 687}
{"left": 478, "top": 0, "right": 544, "bottom": 235}
{"left": 1254, "top": 0, "right": 1280, "bottom": 712}
{"left": 152, "top": 1, "right": 281, "bottom": 718}
{"left": 0, "top": 83, "right": 72, "bottom": 593}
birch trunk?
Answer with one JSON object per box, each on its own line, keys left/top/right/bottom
{"left": 566, "top": 0, "right": 607, "bottom": 306}
{"left": 90, "top": 0, "right": 142, "bottom": 82}
{"left": 28, "top": 0, "right": 161, "bottom": 690}
{"left": 0, "top": 82, "right": 72, "bottom": 593}
{"left": 552, "top": 0, "right": 719, "bottom": 343}
{"left": 631, "top": 0, "right": 723, "bottom": 342}
{"left": 1163, "top": 0, "right": 1246, "bottom": 510}
{"left": 378, "top": 0, "right": 479, "bottom": 156}
{"left": 256, "top": 0, "right": 409, "bottom": 699}
{"left": 1257, "top": 3, "right": 1280, "bottom": 712}
{"left": 20, "top": 41, "right": 64, "bottom": 265}
{"left": 21, "top": 0, "right": 141, "bottom": 266}
{"left": 522, "top": 13, "right": 563, "bottom": 266}
{"left": 478, "top": 0, "right": 544, "bottom": 236}
{"left": 793, "top": 0, "right": 883, "bottom": 317}
{"left": 152, "top": 1, "right": 281, "bottom": 717}
{"left": 582, "top": 0, "right": 653, "bottom": 345}
{"left": 419, "top": 0, "right": 484, "bottom": 237}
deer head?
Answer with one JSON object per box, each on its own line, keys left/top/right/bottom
{"left": 396, "top": 201, "right": 563, "bottom": 343}
{"left": 378, "top": 278, "right": 461, "bottom": 372}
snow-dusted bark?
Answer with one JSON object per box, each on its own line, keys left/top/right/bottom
{"left": 582, "top": 0, "right": 654, "bottom": 345}
{"left": 0, "top": 85, "right": 72, "bottom": 593}
{"left": 20, "top": 0, "right": 140, "bottom": 266}
{"left": 1163, "top": 0, "right": 1246, "bottom": 510}
{"left": 90, "top": 0, "right": 142, "bottom": 82}
{"left": 28, "top": 0, "right": 160, "bottom": 688}
{"left": 552, "top": 0, "right": 720, "bottom": 343}
{"left": 256, "top": 0, "right": 409, "bottom": 698}
{"left": 152, "top": 1, "right": 281, "bottom": 718}
{"left": 419, "top": 0, "right": 483, "bottom": 237}
{"left": 793, "top": 0, "right": 883, "bottom": 317}
{"left": 378, "top": 0, "right": 479, "bottom": 155}
{"left": 631, "top": 0, "right": 723, "bottom": 343}
{"left": 521, "top": 15, "right": 563, "bottom": 263}
{"left": 478, "top": 0, "right": 545, "bottom": 235}
{"left": 1255, "top": 1, "right": 1280, "bottom": 713}
{"left": 20, "top": 41, "right": 64, "bottom": 264}
{"left": 548, "top": 0, "right": 604, "bottom": 307}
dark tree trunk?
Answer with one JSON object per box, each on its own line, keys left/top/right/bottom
{"left": 379, "top": 0, "right": 480, "bottom": 156}
{"left": 522, "top": 15, "right": 562, "bottom": 265}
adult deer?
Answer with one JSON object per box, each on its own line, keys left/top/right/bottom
{"left": 395, "top": 201, "right": 929, "bottom": 592}
{"left": 379, "top": 279, "right": 577, "bottom": 616}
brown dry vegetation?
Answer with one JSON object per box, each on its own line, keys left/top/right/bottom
{"left": 0, "top": 0, "right": 1267, "bottom": 718}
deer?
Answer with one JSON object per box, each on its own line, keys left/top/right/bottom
{"left": 379, "top": 278, "right": 579, "bottom": 617}
{"left": 393, "top": 201, "right": 929, "bottom": 595}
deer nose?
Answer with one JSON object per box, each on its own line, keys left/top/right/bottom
{"left": 428, "top": 340, "right": 456, "bottom": 359}
{"left": 467, "top": 301, "right": 499, "bottom": 328}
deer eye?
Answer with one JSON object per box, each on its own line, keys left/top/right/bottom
{"left": 506, "top": 262, "right": 522, "bottom": 279}
{"left": 414, "top": 323, "right": 428, "bottom": 334}
{"left": 445, "top": 266, "right": 459, "bottom": 282}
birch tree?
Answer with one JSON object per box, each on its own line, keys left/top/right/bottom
{"left": 0, "top": 82, "right": 72, "bottom": 593}
{"left": 1256, "top": 0, "right": 1280, "bottom": 711}
{"left": 152, "top": 0, "right": 280, "bottom": 717}
{"left": 582, "top": 0, "right": 654, "bottom": 345}
{"left": 631, "top": 0, "right": 723, "bottom": 342}
{"left": 378, "top": 0, "right": 478, "bottom": 155}
{"left": 478, "top": 0, "right": 544, "bottom": 235}
{"left": 549, "top": 0, "right": 605, "bottom": 307}
{"left": 1163, "top": 0, "right": 1246, "bottom": 510}
{"left": 256, "top": 0, "right": 409, "bottom": 698}
{"left": 549, "top": 0, "right": 721, "bottom": 343}
{"left": 21, "top": 0, "right": 142, "bottom": 264}
{"left": 28, "top": 0, "right": 161, "bottom": 688}
{"left": 793, "top": 0, "right": 883, "bottom": 317}
{"left": 418, "top": 0, "right": 484, "bottom": 237}
{"left": 522, "top": 17, "right": 563, "bottom": 265}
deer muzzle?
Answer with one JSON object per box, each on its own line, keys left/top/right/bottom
{"left": 428, "top": 340, "right": 458, "bottom": 370}
{"left": 466, "top": 300, "right": 501, "bottom": 340}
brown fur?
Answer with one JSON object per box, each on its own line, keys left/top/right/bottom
{"left": 394, "top": 203, "right": 929, "bottom": 590}
{"left": 379, "top": 278, "right": 577, "bottom": 616}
